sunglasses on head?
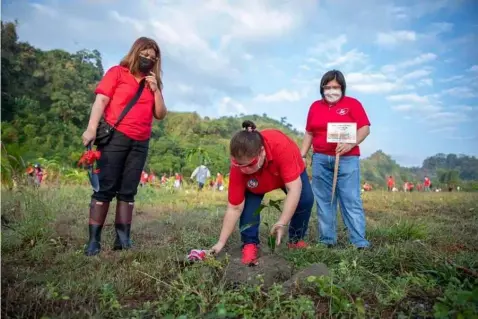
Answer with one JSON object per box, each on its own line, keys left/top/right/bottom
{"left": 231, "top": 155, "right": 260, "bottom": 168}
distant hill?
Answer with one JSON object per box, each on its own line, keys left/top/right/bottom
{"left": 360, "top": 150, "right": 478, "bottom": 190}
{"left": 1, "top": 20, "right": 477, "bottom": 190}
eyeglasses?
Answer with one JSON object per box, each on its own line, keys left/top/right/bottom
{"left": 231, "top": 155, "right": 260, "bottom": 168}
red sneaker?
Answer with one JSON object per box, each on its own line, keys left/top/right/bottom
{"left": 241, "top": 243, "right": 258, "bottom": 265}
{"left": 287, "top": 240, "right": 309, "bottom": 249}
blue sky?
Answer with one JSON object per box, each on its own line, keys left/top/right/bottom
{"left": 3, "top": 0, "right": 478, "bottom": 166}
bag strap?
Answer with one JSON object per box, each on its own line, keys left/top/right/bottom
{"left": 112, "top": 78, "right": 146, "bottom": 129}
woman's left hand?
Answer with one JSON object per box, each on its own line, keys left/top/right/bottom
{"left": 270, "top": 223, "right": 287, "bottom": 245}
{"left": 146, "top": 72, "right": 158, "bottom": 92}
{"left": 336, "top": 143, "right": 355, "bottom": 156}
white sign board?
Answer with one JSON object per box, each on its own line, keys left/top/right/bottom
{"left": 327, "top": 122, "right": 357, "bottom": 144}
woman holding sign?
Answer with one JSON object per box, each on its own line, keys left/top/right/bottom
{"left": 300, "top": 70, "right": 371, "bottom": 249}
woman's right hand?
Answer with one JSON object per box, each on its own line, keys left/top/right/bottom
{"left": 82, "top": 128, "right": 96, "bottom": 146}
{"left": 210, "top": 241, "right": 225, "bottom": 255}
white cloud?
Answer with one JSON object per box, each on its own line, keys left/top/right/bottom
{"left": 305, "top": 35, "right": 368, "bottom": 71}
{"left": 424, "top": 112, "right": 470, "bottom": 126}
{"left": 469, "top": 65, "right": 478, "bottom": 72}
{"left": 216, "top": 97, "right": 247, "bottom": 116}
{"left": 214, "top": 2, "right": 295, "bottom": 46}
{"left": 387, "top": 93, "right": 430, "bottom": 104}
{"left": 439, "top": 75, "right": 464, "bottom": 83}
{"left": 381, "top": 53, "right": 437, "bottom": 73}
{"left": 325, "top": 49, "right": 368, "bottom": 68}
{"left": 445, "top": 135, "right": 477, "bottom": 141}
{"left": 375, "top": 30, "right": 417, "bottom": 47}
{"left": 401, "top": 69, "right": 432, "bottom": 80}
{"left": 429, "top": 126, "right": 457, "bottom": 133}
{"left": 254, "top": 89, "right": 304, "bottom": 103}
{"left": 453, "top": 105, "right": 474, "bottom": 112}
{"left": 387, "top": 93, "right": 442, "bottom": 113}
{"left": 347, "top": 72, "right": 401, "bottom": 94}
{"left": 391, "top": 104, "right": 414, "bottom": 111}
{"left": 30, "top": 3, "right": 58, "bottom": 18}
{"left": 418, "top": 79, "right": 433, "bottom": 86}
{"left": 429, "top": 22, "right": 454, "bottom": 34}
{"left": 443, "top": 87, "right": 478, "bottom": 99}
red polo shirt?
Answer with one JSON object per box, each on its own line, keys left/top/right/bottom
{"left": 228, "top": 129, "right": 305, "bottom": 205}
{"left": 95, "top": 65, "right": 155, "bottom": 141}
{"left": 305, "top": 96, "right": 370, "bottom": 156}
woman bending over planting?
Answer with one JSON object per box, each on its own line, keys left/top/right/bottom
{"left": 81, "top": 36, "right": 167, "bottom": 256}
{"left": 210, "top": 121, "right": 314, "bottom": 265}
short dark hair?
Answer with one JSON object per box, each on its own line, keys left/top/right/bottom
{"left": 319, "top": 70, "right": 347, "bottom": 98}
{"left": 230, "top": 120, "right": 264, "bottom": 159}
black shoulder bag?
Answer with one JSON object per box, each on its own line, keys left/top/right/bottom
{"left": 94, "top": 79, "right": 146, "bottom": 146}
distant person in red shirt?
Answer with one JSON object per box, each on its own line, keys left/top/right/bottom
{"left": 387, "top": 176, "right": 395, "bottom": 191}
{"left": 210, "top": 121, "right": 314, "bottom": 265}
{"left": 423, "top": 176, "right": 431, "bottom": 192}
{"left": 300, "top": 70, "right": 370, "bottom": 249}
{"left": 81, "top": 37, "right": 167, "bottom": 256}
{"left": 363, "top": 182, "right": 372, "bottom": 191}
{"left": 140, "top": 170, "right": 149, "bottom": 187}
{"left": 147, "top": 172, "right": 156, "bottom": 184}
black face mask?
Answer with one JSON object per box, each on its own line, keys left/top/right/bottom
{"left": 138, "top": 56, "right": 154, "bottom": 74}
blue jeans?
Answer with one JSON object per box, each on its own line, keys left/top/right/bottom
{"left": 239, "top": 170, "right": 314, "bottom": 245}
{"left": 311, "top": 153, "right": 370, "bottom": 248}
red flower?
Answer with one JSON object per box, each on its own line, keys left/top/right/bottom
{"left": 78, "top": 150, "right": 101, "bottom": 167}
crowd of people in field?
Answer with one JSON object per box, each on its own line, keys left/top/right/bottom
{"left": 138, "top": 168, "right": 225, "bottom": 191}
{"left": 25, "top": 163, "right": 46, "bottom": 187}
{"left": 361, "top": 175, "right": 460, "bottom": 193}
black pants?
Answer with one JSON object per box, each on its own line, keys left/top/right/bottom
{"left": 92, "top": 130, "right": 149, "bottom": 203}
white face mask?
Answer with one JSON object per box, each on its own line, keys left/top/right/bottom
{"left": 324, "top": 89, "right": 342, "bottom": 103}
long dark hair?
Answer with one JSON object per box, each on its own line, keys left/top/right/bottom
{"left": 230, "top": 120, "right": 264, "bottom": 159}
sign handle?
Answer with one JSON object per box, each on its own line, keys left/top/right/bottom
{"left": 331, "top": 132, "right": 341, "bottom": 204}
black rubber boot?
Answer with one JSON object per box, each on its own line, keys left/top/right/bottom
{"left": 85, "top": 224, "right": 103, "bottom": 256}
{"left": 113, "top": 201, "right": 134, "bottom": 250}
{"left": 113, "top": 223, "right": 132, "bottom": 250}
{"left": 84, "top": 199, "right": 110, "bottom": 256}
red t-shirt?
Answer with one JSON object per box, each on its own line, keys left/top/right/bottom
{"left": 95, "top": 65, "right": 155, "bottom": 141}
{"left": 387, "top": 178, "right": 394, "bottom": 187}
{"left": 424, "top": 177, "right": 431, "bottom": 187}
{"left": 305, "top": 96, "right": 371, "bottom": 156}
{"left": 228, "top": 129, "right": 305, "bottom": 205}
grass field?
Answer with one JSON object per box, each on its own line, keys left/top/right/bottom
{"left": 2, "top": 185, "right": 478, "bottom": 318}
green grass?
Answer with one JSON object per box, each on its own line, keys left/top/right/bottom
{"left": 2, "top": 185, "right": 478, "bottom": 318}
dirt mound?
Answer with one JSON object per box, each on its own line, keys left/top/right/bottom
{"left": 218, "top": 246, "right": 329, "bottom": 290}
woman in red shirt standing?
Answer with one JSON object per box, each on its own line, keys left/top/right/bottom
{"left": 210, "top": 121, "right": 314, "bottom": 265}
{"left": 300, "top": 70, "right": 370, "bottom": 249}
{"left": 81, "top": 37, "right": 167, "bottom": 256}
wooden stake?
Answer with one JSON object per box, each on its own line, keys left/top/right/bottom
{"left": 331, "top": 153, "right": 340, "bottom": 203}
{"left": 331, "top": 131, "right": 341, "bottom": 204}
